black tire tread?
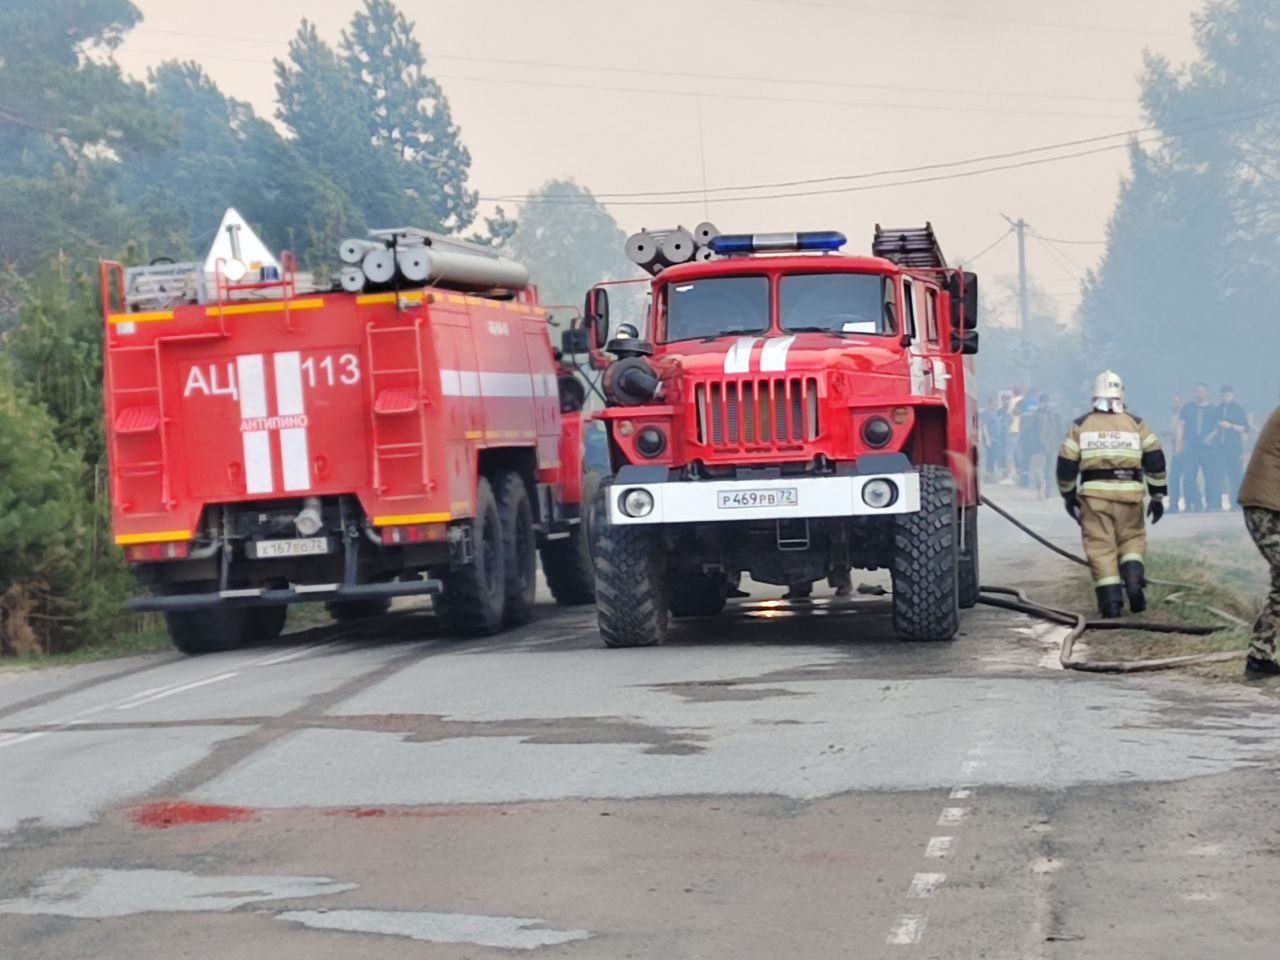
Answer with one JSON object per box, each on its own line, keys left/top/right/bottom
{"left": 494, "top": 470, "right": 536, "bottom": 627}
{"left": 958, "top": 504, "right": 980, "bottom": 609}
{"left": 164, "top": 607, "right": 245, "bottom": 655}
{"left": 891, "top": 465, "right": 961, "bottom": 641}
{"left": 593, "top": 481, "right": 667, "bottom": 647}
{"left": 436, "top": 477, "right": 506, "bottom": 636}
{"left": 538, "top": 473, "right": 599, "bottom": 606}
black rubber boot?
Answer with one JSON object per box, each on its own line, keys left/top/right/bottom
{"left": 1245, "top": 656, "right": 1280, "bottom": 678}
{"left": 1120, "top": 560, "right": 1146, "bottom": 614}
{"left": 1095, "top": 585, "right": 1125, "bottom": 619}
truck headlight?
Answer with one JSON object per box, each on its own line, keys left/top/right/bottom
{"left": 862, "top": 416, "right": 893, "bottom": 448}
{"left": 635, "top": 426, "right": 667, "bottom": 458}
{"left": 620, "top": 488, "right": 655, "bottom": 518}
{"left": 862, "top": 479, "right": 898, "bottom": 509}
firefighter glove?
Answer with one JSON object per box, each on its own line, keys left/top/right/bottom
{"left": 1063, "top": 493, "right": 1081, "bottom": 525}
{"left": 1147, "top": 498, "right": 1164, "bottom": 525}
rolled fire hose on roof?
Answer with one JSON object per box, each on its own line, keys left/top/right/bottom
{"left": 977, "top": 495, "right": 1247, "bottom": 673}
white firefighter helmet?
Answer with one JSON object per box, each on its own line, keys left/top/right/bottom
{"left": 1092, "top": 370, "right": 1125, "bottom": 412}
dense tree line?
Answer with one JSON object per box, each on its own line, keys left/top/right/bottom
{"left": 0, "top": 0, "right": 634, "bottom": 653}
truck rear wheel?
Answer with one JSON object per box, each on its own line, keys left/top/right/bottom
{"left": 668, "top": 572, "right": 728, "bottom": 618}
{"left": 249, "top": 604, "right": 288, "bottom": 641}
{"left": 494, "top": 471, "right": 537, "bottom": 627}
{"left": 958, "top": 504, "right": 980, "bottom": 610}
{"left": 538, "top": 472, "right": 599, "bottom": 606}
{"left": 594, "top": 482, "right": 668, "bottom": 647}
{"left": 436, "top": 477, "right": 506, "bottom": 636}
{"left": 890, "top": 465, "right": 960, "bottom": 641}
{"left": 164, "top": 606, "right": 247, "bottom": 656}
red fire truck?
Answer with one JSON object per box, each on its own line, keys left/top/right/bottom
{"left": 102, "top": 210, "right": 593, "bottom": 654}
{"left": 585, "top": 225, "right": 980, "bottom": 647}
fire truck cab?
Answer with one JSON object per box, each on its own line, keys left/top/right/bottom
{"left": 586, "top": 225, "right": 980, "bottom": 647}
{"left": 103, "top": 211, "right": 594, "bottom": 654}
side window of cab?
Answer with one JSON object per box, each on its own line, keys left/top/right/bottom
{"left": 902, "top": 278, "right": 916, "bottom": 338}
{"left": 925, "top": 288, "right": 939, "bottom": 343}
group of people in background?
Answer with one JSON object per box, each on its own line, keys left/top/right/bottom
{"left": 1166, "top": 383, "right": 1253, "bottom": 513}
{"left": 979, "top": 387, "right": 1064, "bottom": 497}
{"left": 980, "top": 382, "right": 1257, "bottom": 514}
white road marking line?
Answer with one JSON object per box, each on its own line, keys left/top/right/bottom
{"left": 925, "top": 837, "right": 953, "bottom": 859}
{"left": 258, "top": 640, "right": 345, "bottom": 666}
{"left": 938, "top": 807, "right": 968, "bottom": 826}
{"left": 278, "top": 909, "right": 592, "bottom": 949}
{"left": 115, "top": 673, "right": 239, "bottom": 711}
{"left": 907, "top": 873, "right": 946, "bottom": 898}
{"left": 960, "top": 759, "right": 984, "bottom": 777}
{"left": 949, "top": 787, "right": 973, "bottom": 800}
{"left": 886, "top": 914, "right": 927, "bottom": 945}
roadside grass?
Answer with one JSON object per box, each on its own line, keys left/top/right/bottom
{"left": 1048, "top": 527, "right": 1269, "bottom": 683}
{"left": 0, "top": 603, "right": 338, "bottom": 672}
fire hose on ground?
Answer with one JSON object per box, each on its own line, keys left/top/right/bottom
{"left": 977, "top": 495, "right": 1248, "bottom": 674}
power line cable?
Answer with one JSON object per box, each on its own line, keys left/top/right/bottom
{"left": 486, "top": 104, "right": 1280, "bottom": 206}
{"left": 484, "top": 100, "right": 1276, "bottom": 201}
{"left": 1031, "top": 231, "right": 1090, "bottom": 275}
{"left": 1032, "top": 234, "right": 1107, "bottom": 245}
{"left": 961, "top": 229, "right": 1014, "bottom": 265}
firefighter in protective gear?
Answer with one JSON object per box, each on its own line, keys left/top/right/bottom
{"left": 1056, "top": 371, "right": 1167, "bottom": 618}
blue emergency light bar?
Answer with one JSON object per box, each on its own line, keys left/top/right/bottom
{"left": 708, "top": 230, "right": 847, "bottom": 255}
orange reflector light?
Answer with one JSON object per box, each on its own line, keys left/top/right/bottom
{"left": 381, "top": 523, "right": 448, "bottom": 546}
{"left": 124, "top": 541, "right": 191, "bottom": 563}
{"left": 617, "top": 420, "right": 635, "bottom": 437}
{"left": 891, "top": 407, "right": 910, "bottom": 424}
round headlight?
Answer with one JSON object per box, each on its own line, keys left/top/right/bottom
{"left": 620, "top": 488, "right": 655, "bottom": 518}
{"left": 862, "top": 416, "right": 893, "bottom": 448}
{"left": 862, "top": 478, "right": 898, "bottom": 509}
{"left": 635, "top": 426, "right": 667, "bottom": 458}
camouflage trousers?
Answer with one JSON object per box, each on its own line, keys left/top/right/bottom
{"left": 1244, "top": 507, "right": 1280, "bottom": 661}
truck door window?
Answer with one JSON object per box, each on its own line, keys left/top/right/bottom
{"left": 662, "top": 276, "right": 769, "bottom": 343}
{"left": 925, "top": 288, "right": 939, "bottom": 343}
{"left": 780, "top": 273, "right": 890, "bottom": 335}
{"left": 902, "top": 278, "right": 916, "bottom": 338}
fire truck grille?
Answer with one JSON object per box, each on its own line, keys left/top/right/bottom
{"left": 694, "top": 377, "right": 820, "bottom": 450}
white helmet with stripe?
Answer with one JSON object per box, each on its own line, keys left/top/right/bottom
{"left": 1092, "top": 370, "right": 1125, "bottom": 412}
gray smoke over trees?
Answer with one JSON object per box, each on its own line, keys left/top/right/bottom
{"left": 1080, "top": 0, "right": 1280, "bottom": 416}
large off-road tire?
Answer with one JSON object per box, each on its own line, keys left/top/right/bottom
{"left": 667, "top": 571, "right": 728, "bottom": 618}
{"left": 958, "top": 503, "right": 980, "bottom": 610}
{"left": 593, "top": 481, "right": 668, "bottom": 648}
{"left": 325, "top": 598, "right": 392, "bottom": 622}
{"left": 164, "top": 606, "right": 248, "bottom": 656}
{"left": 494, "top": 471, "right": 537, "bottom": 627}
{"left": 890, "top": 465, "right": 960, "bottom": 641}
{"left": 538, "top": 471, "right": 599, "bottom": 606}
{"left": 249, "top": 604, "right": 288, "bottom": 640}
{"left": 436, "top": 477, "right": 506, "bottom": 636}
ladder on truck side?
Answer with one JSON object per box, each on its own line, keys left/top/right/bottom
{"left": 365, "top": 318, "right": 431, "bottom": 497}
{"left": 873, "top": 223, "right": 948, "bottom": 269}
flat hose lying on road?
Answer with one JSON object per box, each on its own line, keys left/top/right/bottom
{"left": 977, "top": 495, "right": 1246, "bottom": 674}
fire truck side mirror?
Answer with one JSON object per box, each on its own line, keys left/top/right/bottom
{"left": 949, "top": 272, "right": 979, "bottom": 330}
{"left": 561, "top": 328, "right": 592, "bottom": 355}
{"left": 584, "top": 287, "right": 611, "bottom": 349}
{"left": 950, "top": 329, "right": 980, "bottom": 356}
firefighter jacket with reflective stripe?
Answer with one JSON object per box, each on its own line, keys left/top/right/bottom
{"left": 1056, "top": 410, "right": 1167, "bottom": 504}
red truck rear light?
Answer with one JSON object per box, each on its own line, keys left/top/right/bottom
{"left": 381, "top": 523, "right": 447, "bottom": 546}
{"left": 123, "top": 541, "right": 191, "bottom": 563}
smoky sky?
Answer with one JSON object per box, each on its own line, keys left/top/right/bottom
{"left": 117, "top": 0, "right": 1202, "bottom": 326}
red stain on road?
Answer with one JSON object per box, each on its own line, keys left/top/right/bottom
{"left": 130, "top": 801, "right": 260, "bottom": 829}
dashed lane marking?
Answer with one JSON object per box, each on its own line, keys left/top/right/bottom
{"left": 938, "top": 806, "right": 969, "bottom": 826}
{"left": 907, "top": 873, "right": 947, "bottom": 898}
{"left": 925, "top": 836, "right": 954, "bottom": 859}
{"left": 887, "top": 914, "right": 927, "bottom": 945}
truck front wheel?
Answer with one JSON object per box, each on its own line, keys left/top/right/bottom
{"left": 958, "top": 504, "right": 980, "bottom": 610}
{"left": 538, "top": 472, "right": 599, "bottom": 606}
{"left": 436, "top": 477, "right": 506, "bottom": 636}
{"left": 593, "top": 482, "right": 668, "bottom": 647}
{"left": 890, "top": 465, "right": 961, "bottom": 641}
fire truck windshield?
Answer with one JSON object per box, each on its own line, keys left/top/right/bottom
{"left": 780, "top": 273, "right": 892, "bottom": 336}
{"left": 663, "top": 275, "right": 769, "bottom": 342}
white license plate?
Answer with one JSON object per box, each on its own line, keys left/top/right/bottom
{"left": 717, "top": 488, "right": 798, "bottom": 510}
{"left": 251, "top": 537, "right": 330, "bottom": 559}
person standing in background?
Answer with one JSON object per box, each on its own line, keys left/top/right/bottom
{"left": 1167, "top": 392, "right": 1185, "bottom": 513}
{"left": 1176, "top": 383, "right": 1216, "bottom": 512}
{"left": 1215, "top": 385, "right": 1249, "bottom": 510}
{"left": 1238, "top": 405, "right": 1280, "bottom": 677}
{"left": 980, "top": 396, "right": 1005, "bottom": 482}
{"left": 1034, "top": 393, "right": 1063, "bottom": 498}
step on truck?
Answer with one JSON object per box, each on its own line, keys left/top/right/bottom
{"left": 585, "top": 224, "right": 981, "bottom": 647}
{"left": 103, "top": 209, "right": 594, "bottom": 654}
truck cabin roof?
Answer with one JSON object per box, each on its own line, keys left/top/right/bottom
{"left": 654, "top": 253, "right": 922, "bottom": 284}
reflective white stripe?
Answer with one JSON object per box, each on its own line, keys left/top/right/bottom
{"left": 1079, "top": 430, "right": 1141, "bottom": 454}
{"left": 460, "top": 371, "right": 480, "bottom": 397}
{"left": 439, "top": 369, "right": 463, "bottom": 396}
{"left": 272, "top": 352, "right": 310, "bottom": 492}
{"left": 479, "top": 372, "right": 535, "bottom": 397}
{"left": 242, "top": 431, "right": 273, "bottom": 494}
{"left": 237, "top": 354, "right": 273, "bottom": 493}
{"left": 724, "top": 336, "right": 759, "bottom": 374}
{"left": 759, "top": 335, "right": 796, "bottom": 373}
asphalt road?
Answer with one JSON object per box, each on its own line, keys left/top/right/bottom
{"left": 1, "top": 495, "right": 1277, "bottom": 959}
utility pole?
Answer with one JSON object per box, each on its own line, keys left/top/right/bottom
{"left": 1001, "top": 214, "right": 1032, "bottom": 389}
